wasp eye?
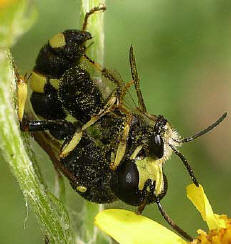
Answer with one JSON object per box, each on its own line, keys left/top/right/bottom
{"left": 114, "top": 159, "right": 139, "bottom": 191}
{"left": 149, "top": 134, "right": 164, "bottom": 159}
{"left": 111, "top": 159, "right": 142, "bottom": 205}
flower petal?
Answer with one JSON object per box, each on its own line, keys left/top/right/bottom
{"left": 186, "top": 184, "right": 226, "bottom": 230}
{"left": 95, "top": 209, "right": 186, "bottom": 244}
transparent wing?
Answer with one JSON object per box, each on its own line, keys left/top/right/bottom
{"left": 81, "top": 54, "right": 143, "bottom": 113}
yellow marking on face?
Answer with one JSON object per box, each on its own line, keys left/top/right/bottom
{"left": 29, "top": 72, "right": 47, "bottom": 93}
{"left": 77, "top": 186, "right": 87, "bottom": 193}
{"left": 60, "top": 131, "right": 82, "bottom": 158}
{"left": 135, "top": 157, "right": 164, "bottom": 195}
{"left": 130, "top": 145, "right": 143, "bottom": 160}
{"left": 49, "top": 32, "right": 66, "bottom": 48}
{"left": 17, "top": 76, "right": 28, "bottom": 121}
{"left": 50, "top": 78, "right": 60, "bottom": 90}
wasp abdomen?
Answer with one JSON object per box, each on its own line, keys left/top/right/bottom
{"left": 30, "top": 83, "right": 66, "bottom": 120}
{"left": 61, "top": 135, "right": 116, "bottom": 203}
{"left": 29, "top": 30, "right": 92, "bottom": 124}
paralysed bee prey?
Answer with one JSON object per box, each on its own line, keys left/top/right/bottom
{"left": 16, "top": 6, "right": 227, "bottom": 242}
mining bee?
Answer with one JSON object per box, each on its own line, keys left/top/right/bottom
{"left": 16, "top": 6, "right": 227, "bottom": 241}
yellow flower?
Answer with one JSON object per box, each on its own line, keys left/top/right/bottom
{"left": 94, "top": 184, "right": 231, "bottom": 244}
{"left": 187, "top": 184, "right": 231, "bottom": 244}
{"left": 95, "top": 209, "right": 186, "bottom": 244}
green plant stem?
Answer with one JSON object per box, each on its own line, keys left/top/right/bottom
{"left": 0, "top": 49, "right": 74, "bottom": 243}
{"left": 0, "top": 1, "right": 74, "bottom": 243}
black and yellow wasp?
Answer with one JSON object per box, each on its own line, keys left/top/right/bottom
{"left": 16, "top": 6, "right": 227, "bottom": 241}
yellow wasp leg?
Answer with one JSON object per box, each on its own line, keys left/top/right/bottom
{"left": 110, "top": 114, "right": 133, "bottom": 171}
{"left": 82, "top": 93, "right": 117, "bottom": 130}
{"left": 60, "top": 93, "right": 117, "bottom": 158}
{"left": 60, "top": 130, "right": 83, "bottom": 158}
{"left": 16, "top": 73, "right": 28, "bottom": 122}
{"left": 130, "top": 145, "right": 143, "bottom": 160}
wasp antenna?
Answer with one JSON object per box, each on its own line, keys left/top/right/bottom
{"left": 179, "top": 112, "right": 227, "bottom": 143}
{"left": 129, "top": 45, "right": 147, "bottom": 112}
{"left": 155, "top": 197, "right": 193, "bottom": 242}
{"left": 169, "top": 144, "right": 199, "bottom": 187}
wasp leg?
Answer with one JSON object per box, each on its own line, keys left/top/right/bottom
{"left": 60, "top": 92, "right": 118, "bottom": 158}
{"left": 168, "top": 143, "right": 199, "bottom": 187}
{"left": 110, "top": 114, "right": 133, "bottom": 171}
{"left": 83, "top": 54, "right": 123, "bottom": 90}
{"left": 14, "top": 61, "right": 28, "bottom": 122}
{"left": 17, "top": 75, "right": 27, "bottom": 122}
{"left": 21, "top": 119, "right": 75, "bottom": 140}
{"left": 82, "top": 5, "right": 106, "bottom": 32}
{"left": 15, "top": 70, "right": 31, "bottom": 122}
{"left": 136, "top": 199, "right": 147, "bottom": 215}
{"left": 155, "top": 196, "right": 193, "bottom": 241}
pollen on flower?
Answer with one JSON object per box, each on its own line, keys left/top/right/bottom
{"left": 191, "top": 215, "right": 231, "bottom": 244}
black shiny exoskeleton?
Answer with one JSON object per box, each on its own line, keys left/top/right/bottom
{"left": 22, "top": 28, "right": 170, "bottom": 205}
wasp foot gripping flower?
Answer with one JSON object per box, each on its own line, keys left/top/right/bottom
{"left": 94, "top": 184, "right": 231, "bottom": 244}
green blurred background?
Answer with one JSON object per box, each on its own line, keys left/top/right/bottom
{"left": 1, "top": 0, "right": 231, "bottom": 243}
